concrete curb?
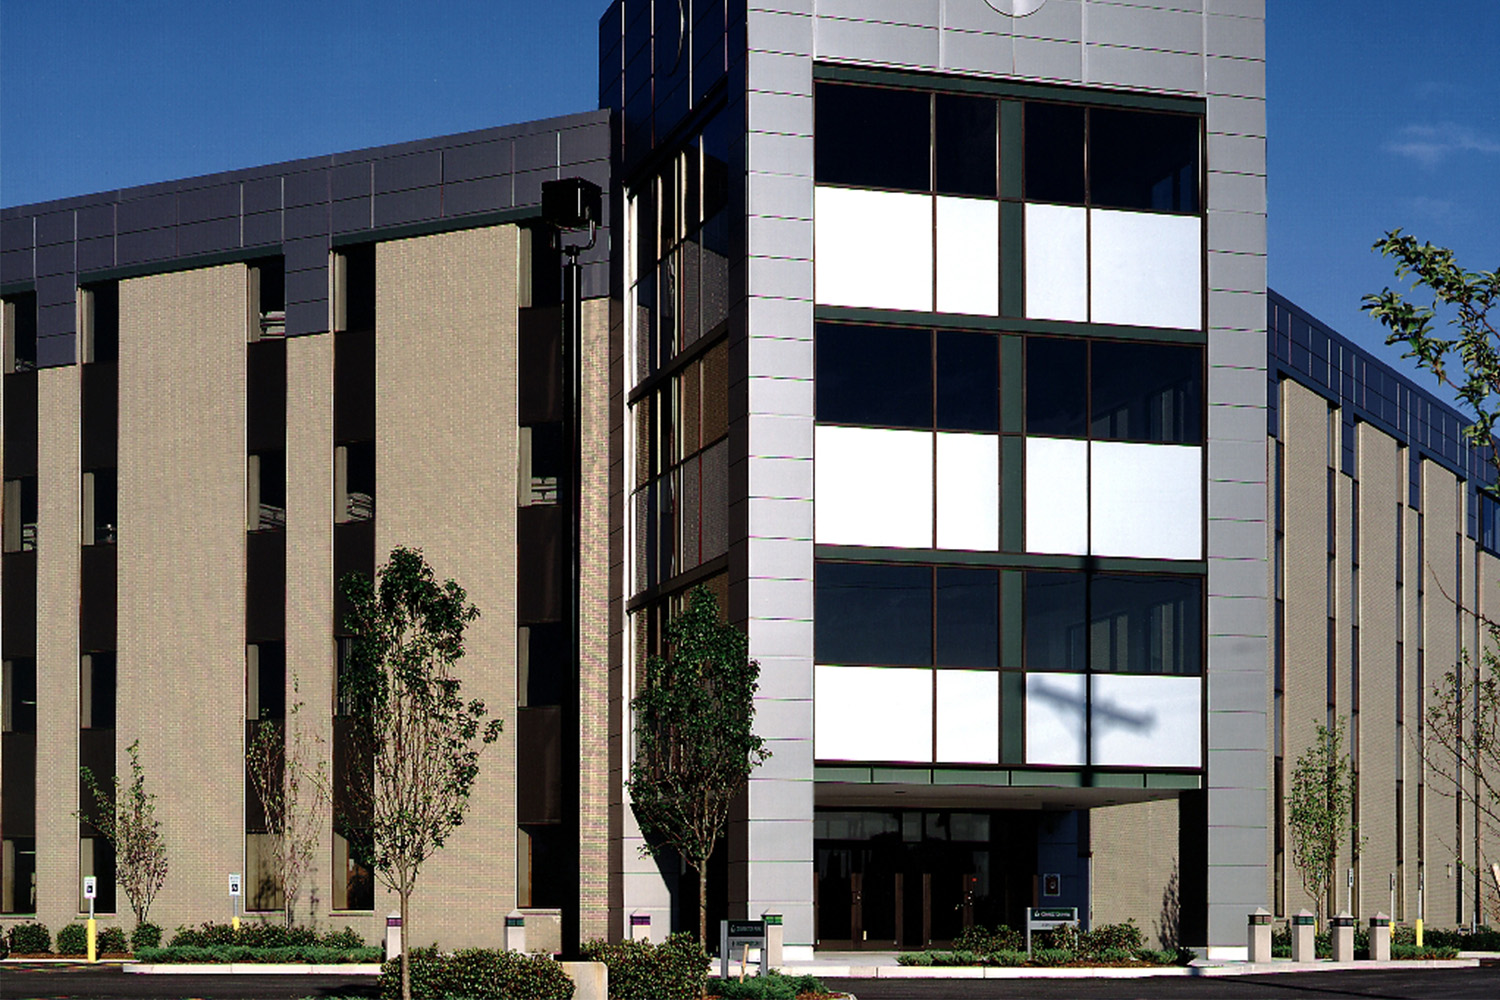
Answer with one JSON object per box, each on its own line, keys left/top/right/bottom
{"left": 126, "top": 963, "right": 382, "bottom": 975}
{"left": 777, "top": 958, "right": 1480, "bottom": 979}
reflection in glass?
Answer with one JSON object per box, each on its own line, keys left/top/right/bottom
{"left": 936, "top": 332, "right": 999, "bottom": 432}
{"left": 1090, "top": 341, "right": 1202, "bottom": 443}
{"left": 1025, "top": 337, "right": 1087, "bottom": 436}
{"left": 1088, "top": 108, "right": 1200, "bottom": 213}
{"left": 816, "top": 562, "right": 932, "bottom": 666}
{"left": 1090, "top": 574, "right": 1202, "bottom": 675}
{"left": 936, "top": 567, "right": 998, "bottom": 667}
{"left": 1024, "top": 571, "right": 1085, "bottom": 670}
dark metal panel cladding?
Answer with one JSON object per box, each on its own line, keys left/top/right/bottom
{"left": 516, "top": 706, "right": 563, "bottom": 825}
{"left": 517, "top": 504, "right": 563, "bottom": 624}
{"left": 79, "top": 544, "right": 117, "bottom": 653}
{"left": 246, "top": 530, "right": 286, "bottom": 643}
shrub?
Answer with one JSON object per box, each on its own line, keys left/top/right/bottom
{"left": 582, "top": 933, "right": 708, "bottom": 1000}
{"left": 56, "top": 923, "right": 89, "bottom": 955}
{"left": 895, "top": 951, "right": 933, "bottom": 967}
{"left": 1081, "top": 920, "right": 1144, "bottom": 956}
{"left": 1030, "top": 947, "right": 1072, "bottom": 967}
{"left": 713, "top": 971, "right": 827, "bottom": 1000}
{"left": 953, "top": 923, "right": 1023, "bottom": 953}
{"left": 7, "top": 921, "right": 52, "bottom": 954}
{"left": 991, "top": 949, "right": 1028, "bottom": 967}
{"left": 378, "top": 947, "right": 574, "bottom": 1000}
{"left": 97, "top": 927, "right": 129, "bottom": 954}
{"left": 1041, "top": 923, "right": 1081, "bottom": 953}
{"left": 321, "top": 925, "right": 365, "bottom": 949}
{"left": 237, "top": 922, "right": 317, "bottom": 948}
{"left": 169, "top": 922, "right": 236, "bottom": 947}
{"left": 131, "top": 922, "right": 162, "bottom": 950}
{"left": 1390, "top": 943, "right": 1460, "bottom": 960}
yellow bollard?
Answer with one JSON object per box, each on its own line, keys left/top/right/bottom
{"left": 1415, "top": 918, "right": 1423, "bottom": 947}
{"left": 87, "top": 918, "right": 96, "bottom": 963}
{"left": 232, "top": 915, "right": 241, "bottom": 932}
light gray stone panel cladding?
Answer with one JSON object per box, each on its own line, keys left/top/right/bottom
{"left": 742, "top": 0, "right": 1266, "bottom": 950}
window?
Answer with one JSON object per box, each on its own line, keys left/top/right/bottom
{"left": 936, "top": 568, "right": 998, "bottom": 667}
{"left": 816, "top": 324, "right": 931, "bottom": 428}
{"left": 1024, "top": 338, "right": 1087, "bottom": 436}
{"left": 1089, "top": 574, "right": 1202, "bottom": 675}
{"left": 82, "top": 469, "right": 117, "bottom": 545}
{"left": 1025, "top": 570, "right": 1202, "bottom": 674}
{"left": 814, "top": 83, "right": 930, "bottom": 191}
{"left": 80, "top": 283, "right": 119, "bottom": 364}
{"left": 2, "top": 477, "right": 38, "bottom": 552}
{"left": 936, "top": 332, "right": 999, "bottom": 432}
{"left": 815, "top": 563, "right": 933, "bottom": 666}
{"left": 80, "top": 653, "right": 116, "bottom": 730}
{"left": 334, "top": 245, "right": 376, "bottom": 333}
{"left": 248, "top": 258, "right": 286, "bottom": 341}
{"left": 1024, "top": 571, "right": 1086, "bottom": 671}
{"left": 1027, "top": 337, "right": 1203, "bottom": 444}
{"left": 246, "top": 643, "right": 286, "bottom": 721}
{"left": 335, "top": 442, "right": 375, "bottom": 523}
{"left": 1023, "top": 103, "right": 1085, "bottom": 204}
{"left": 1089, "top": 341, "right": 1202, "bottom": 444}
{"left": 2, "top": 293, "right": 37, "bottom": 374}
{"left": 935, "top": 94, "right": 998, "bottom": 198}
{"left": 2, "top": 658, "right": 37, "bottom": 733}
{"left": 1088, "top": 108, "right": 1200, "bottom": 213}
{"left": 519, "top": 424, "right": 563, "bottom": 506}
{"left": 247, "top": 452, "right": 287, "bottom": 531}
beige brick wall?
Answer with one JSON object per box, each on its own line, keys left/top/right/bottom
{"left": 1279, "top": 380, "right": 1329, "bottom": 917}
{"left": 117, "top": 264, "right": 247, "bottom": 930}
{"left": 1421, "top": 462, "right": 1461, "bottom": 923}
{"left": 372, "top": 225, "right": 518, "bottom": 948}
{"left": 1356, "top": 424, "right": 1398, "bottom": 919}
{"left": 34, "top": 363, "right": 81, "bottom": 930}
{"left": 1090, "top": 797, "right": 1181, "bottom": 946}
{"left": 579, "top": 295, "right": 612, "bottom": 943}
{"left": 285, "top": 331, "right": 335, "bottom": 926}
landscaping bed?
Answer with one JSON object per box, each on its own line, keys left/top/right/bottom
{"left": 895, "top": 920, "right": 1192, "bottom": 970}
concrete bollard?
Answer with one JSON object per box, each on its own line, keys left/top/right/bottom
{"left": 1290, "top": 910, "right": 1317, "bottom": 962}
{"left": 1368, "top": 913, "right": 1391, "bottom": 961}
{"left": 1331, "top": 911, "right": 1355, "bottom": 963}
{"left": 629, "top": 912, "right": 652, "bottom": 942}
{"left": 562, "top": 961, "right": 608, "bottom": 1000}
{"left": 1247, "top": 907, "right": 1273, "bottom": 963}
{"left": 762, "top": 913, "right": 783, "bottom": 971}
{"left": 385, "top": 913, "right": 402, "bottom": 963}
{"left": 504, "top": 910, "right": 526, "bottom": 953}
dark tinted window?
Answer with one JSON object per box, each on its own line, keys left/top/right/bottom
{"left": 815, "top": 83, "right": 930, "bottom": 191}
{"left": 936, "top": 332, "right": 998, "bottom": 432}
{"left": 1090, "top": 342, "right": 1202, "bottom": 443}
{"left": 1089, "top": 574, "right": 1202, "bottom": 674}
{"left": 1024, "top": 571, "right": 1085, "bottom": 670}
{"left": 936, "top": 94, "right": 997, "bottom": 197}
{"left": 1089, "top": 108, "right": 1200, "bottom": 212}
{"left": 817, "top": 324, "right": 931, "bottom": 428}
{"left": 1023, "top": 103, "right": 1084, "bottom": 204}
{"left": 1025, "top": 337, "right": 1087, "bottom": 436}
{"left": 816, "top": 562, "right": 932, "bottom": 666}
{"left": 936, "top": 568, "right": 998, "bottom": 667}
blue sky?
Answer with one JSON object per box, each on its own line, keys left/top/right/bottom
{"left": 2, "top": 1, "right": 1496, "bottom": 383}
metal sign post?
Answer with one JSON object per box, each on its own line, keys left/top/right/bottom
{"left": 228, "top": 873, "right": 242, "bottom": 931}
{"left": 83, "top": 877, "right": 98, "bottom": 962}
{"left": 719, "top": 919, "right": 768, "bottom": 980}
{"left": 1025, "top": 907, "right": 1079, "bottom": 956}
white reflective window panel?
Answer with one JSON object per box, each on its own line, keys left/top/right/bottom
{"left": 815, "top": 425, "right": 933, "bottom": 548}
{"left": 815, "top": 187, "right": 934, "bottom": 312}
{"left": 1025, "top": 436, "right": 1088, "bottom": 555}
{"left": 1089, "top": 209, "right": 1202, "bottom": 330}
{"left": 1024, "top": 203, "right": 1087, "bottom": 322}
{"left": 815, "top": 665, "right": 933, "bottom": 763}
{"left": 937, "top": 432, "right": 999, "bottom": 551}
{"left": 1090, "top": 674, "right": 1202, "bottom": 768}
{"left": 936, "top": 670, "right": 999, "bottom": 764}
{"left": 936, "top": 197, "right": 1000, "bottom": 316}
{"left": 1089, "top": 441, "right": 1201, "bottom": 560}
{"left": 1025, "top": 672, "right": 1086, "bottom": 766}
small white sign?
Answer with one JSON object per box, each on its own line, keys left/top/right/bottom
{"left": 83, "top": 876, "right": 97, "bottom": 900}
{"left": 228, "top": 873, "right": 242, "bottom": 897}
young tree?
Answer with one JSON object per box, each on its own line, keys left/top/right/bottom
{"left": 245, "top": 680, "right": 330, "bottom": 927}
{"left": 1422, "top": 646, "right": 1500, "bottom": 922}
{"left": 339, "top": 546, "right": 501, "bottom": 1000}
{"left": 1286, "top": 718, "right": 1357, "bottom": 929}
{"left": 78, "top": 740, "right": 168, "bottom": 929}
{"left": 1363, "top": 231, "right": 1499, "bottom": 468}
{"left": 628, "top": 585, "right": 770, "bottom": 946}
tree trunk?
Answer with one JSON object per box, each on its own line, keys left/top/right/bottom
{"left": 698, "top": 866, "right": 708, "bottom": 949}
{"left": 401, "top": 888, "right": 411, "bottom": 1000}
